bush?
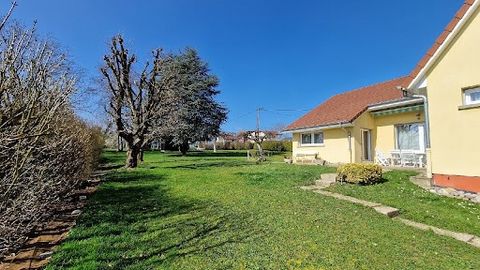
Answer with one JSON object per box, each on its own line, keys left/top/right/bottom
{"left": 261, "top": 140, "right": 292, "bottom": 152}
{"left": 0, "top": 24, "right": 104, "bottom": 257}
{"left": 336, "top": 163, "right": 383, "bottom": 185}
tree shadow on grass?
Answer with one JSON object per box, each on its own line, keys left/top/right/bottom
{"left": 170, "top": 151, "right": 248, "bottom": 158}
{"left": 48, "top": 171, "right": 262, "bottom": 269}
{"left": 100, "top": 151, "right": 126, "bottom": 164}
{"left": 104, "top": 171, "right": 166, "bottom": 184}
{"left": 164, "top": 160, "right": 250, "bottom": 170}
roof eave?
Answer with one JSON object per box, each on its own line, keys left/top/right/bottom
{"left": 282, "top": 122, "right": 354, "bottom": 133}
{"left": 368, "top": 98, "right": 424, "bottom": 112}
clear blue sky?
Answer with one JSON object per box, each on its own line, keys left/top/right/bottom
{"left": 8, "top": 0, "right": 463, "bottom": 132}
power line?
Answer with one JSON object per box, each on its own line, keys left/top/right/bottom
{"left": 264, "top": 108, "right": 312, "bottom": 112}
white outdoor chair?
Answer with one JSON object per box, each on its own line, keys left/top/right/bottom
{"left": 390, "top": 151, "right": 402, "bottom": 167}
{"left": 416, "top": 153, "right": 427, "bottom": 168}
{"left": 375, "top": 150, "right": 391, "bottom": 166}
{"left": 400, "top": 151, "right": 418, "bottom": 167}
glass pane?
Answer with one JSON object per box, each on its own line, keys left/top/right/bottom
{"left": 301, "top": 134, "right": 312, "bottom": 144}
{"left": 313, "top": 133, "right": 324, "bottom": 144}
{"left": 469, "top": 91, "right": 480, "bottom": 102}
{"left": 396, "top": 124, "right": 420, "bottom": 150}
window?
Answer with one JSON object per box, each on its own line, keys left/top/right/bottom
{"left": 314, "top": 133, "right": 324, "bottom": 144}
{"left": 464, "top": 87, "right": 480, "bottom": 105}
{"left": 301, "top": 132, "right": 324, "bottom": 146}
{"left": 301, "top": 133, "right": 312, "bottom": 144}
{"left": 395, "top": 123, "right": 425, "bottom": 152}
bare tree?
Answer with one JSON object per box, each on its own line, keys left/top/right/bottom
{"left": 239, "top": 130, "right": 278, "bottom": 162}
{"left": 0, "top": 1, "right": 16, "bottom": 32}
{"left": 100, "top": 35, "right": 170, "bottom": 168}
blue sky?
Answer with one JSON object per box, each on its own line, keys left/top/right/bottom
{"left": 8, "top": 0, "right": 463, "bottom": 132}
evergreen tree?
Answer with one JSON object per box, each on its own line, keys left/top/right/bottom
{"left": 158, "top": 48, "right": 227, "bottom": 155}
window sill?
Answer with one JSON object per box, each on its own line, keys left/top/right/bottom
{"left": 458, "top": 103, "right": 480, "bottom": 110}
{"left": 299, "top": 144, "right": 325, "bottom": 148}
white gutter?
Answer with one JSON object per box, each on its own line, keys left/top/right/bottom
{"left": 283, "top": 122, "right": 354, "bottom": 134}
{"left": 368, "top": 98, "right": 424, "bottom": 112}
{"left": 413, "top": 95, "right": 431, "bottom": 148}
{"left": 408, "top": 0, "right": 480, "bottom": 89}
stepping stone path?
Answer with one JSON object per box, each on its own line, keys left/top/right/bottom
{"left": 302, "top": 173, "right": 480, "bottom": 249}
{"left": 396, "top": 218, "right": 480, "bottom": 248}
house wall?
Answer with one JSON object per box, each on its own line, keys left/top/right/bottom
{"left": 292, "top": 129, "right": 352, "bottom": 164}
{"left": 374, "top": 111, "right": 425, "bottom": 156}
{"left": 352, "top": 113, "right": 376, "bottom": 162}
{"left": 291, "top": 111, "right": 425, "bottom": 165}
{"left": 351, "top": 111, "right": 424, "bottom": 163}
{"left": 423, "top": 7, "right": 480, "bottom": 192}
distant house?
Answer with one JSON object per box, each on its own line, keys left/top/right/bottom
{"left": 285, "top": 0, "right": 480, "bottom": 193}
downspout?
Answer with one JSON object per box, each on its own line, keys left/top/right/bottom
{"left": 340, "top": 122, "right": 353, "bottom": 163}
{"left": 413, "top": 94, "right": 433, "bottom": 180}
{"left": 413, "top": 95, "right": 431, "bottom": 148}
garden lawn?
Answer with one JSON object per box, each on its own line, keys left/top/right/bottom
{"left": 48, "top": 151, "right": 480, "bottom": 270}
{"left": 326, "top": 170, "right": 480, "bottom": 237}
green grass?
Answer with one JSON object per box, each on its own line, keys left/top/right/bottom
{"left": 47, "top": 151, "right": 480, "bottom": 269}
{"left": 326, "top": 170, "right": 480, "bottom": 236}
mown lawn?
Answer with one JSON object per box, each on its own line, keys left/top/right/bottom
{"left": 326, "top": 170, "right": 480, "bottom": 237}
{"left": 48, "top": 151, "right": 480, "bottom": 270}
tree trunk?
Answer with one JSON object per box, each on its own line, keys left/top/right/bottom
{"left": 126, "top": 146, "right": 140, "bottom": 168}
{"left": 179, "top": 141, "right": 189, "bottom": 156}
{"left": 138, "top": 148, "right": 144, "bottom": 162}
{"left": 256, "top": 142, "right": 265, "bottom": 162}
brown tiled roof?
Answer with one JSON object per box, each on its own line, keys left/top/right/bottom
{"left": 409, "top": 0, "right": 477, "bottom": 81}
{"left": 285, "top": 76, "right": 412, "bottom": 131}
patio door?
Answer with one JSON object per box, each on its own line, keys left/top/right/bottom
{"left": 361, "top": 129, "right": 372, "bottom": 161}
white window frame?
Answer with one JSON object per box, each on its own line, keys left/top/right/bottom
{"left": 394, "top": 122, "right": 425, "bottom": 153}
{"left": 464, "top": 87, "right": 480, "bottom": 105}
{"left": 300, "top": 132, "right": 324, "bottom": 146}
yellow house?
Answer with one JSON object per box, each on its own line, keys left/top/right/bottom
{"left": 286, "top": 0, "right": 480, "bottom": 193}
{"left": 408, "top": 0, "right": 480, "bottom": 192}
{"left": 286, "top": 77, "right": 426, "bottom": 166}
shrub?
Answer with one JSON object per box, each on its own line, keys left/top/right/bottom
{"left": 261, "top": 140, "right": 292, "bottom": 152}
{"left": 0, "top": 24, "right": 104, "bottom": 257}
{"left": 232, "top": 141, "right": 254, "bottom": 150}
{"left": 336, "top": 163, "right": 383, "bottom": 185}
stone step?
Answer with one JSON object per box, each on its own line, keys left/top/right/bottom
{"left": 373, "top": 206, "right": 400, "bottom": 218}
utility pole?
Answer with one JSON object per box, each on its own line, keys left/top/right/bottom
{"left": 256, "top": 107, "right": 264, "bottom": 134}
{"left": 254, "top": 107, "right": 265, "bottom": 161}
